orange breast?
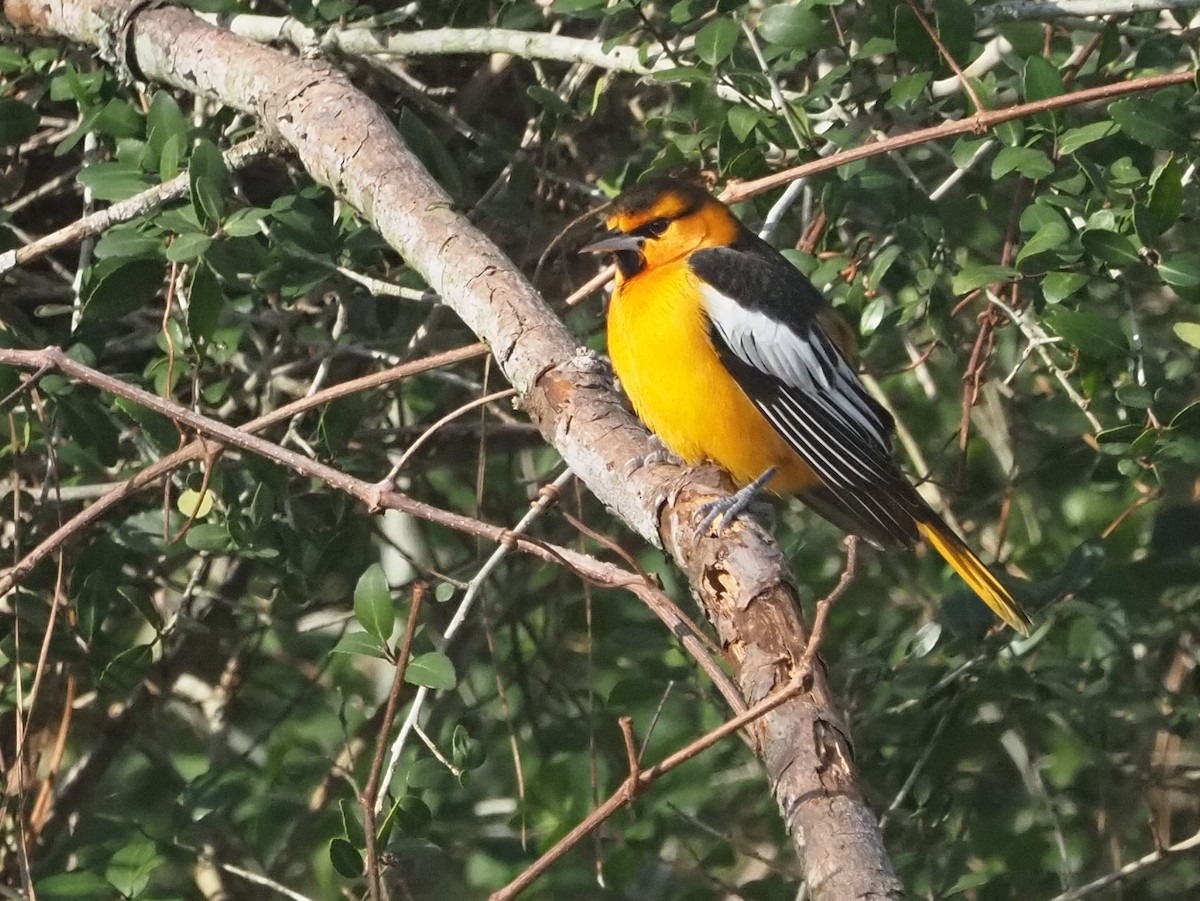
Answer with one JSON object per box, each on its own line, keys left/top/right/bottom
{"left": 606, "top": 261, "right": 818, "bottom": 494}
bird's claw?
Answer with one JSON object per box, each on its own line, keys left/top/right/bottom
{"left": 623, "top": 435, "right": 684, "bottom": 477}
{"left": 695, "top": 467, "right": 777, "bottom": 535}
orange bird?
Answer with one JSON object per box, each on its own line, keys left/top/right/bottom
{"left": 584, "top": 176, "right": 1031, "bottom": 634}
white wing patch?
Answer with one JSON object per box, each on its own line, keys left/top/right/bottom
{"left": 699, "top": 283, "right": 892, "bottom": 454}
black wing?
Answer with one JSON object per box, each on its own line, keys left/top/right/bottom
{"left": 690, "top": 235, "right": 923, "bottom": 547}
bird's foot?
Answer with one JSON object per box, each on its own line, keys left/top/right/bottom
{"left": 623, "top": 435, "right": 684, "bottom": 477}
{"left": 696, "top": 467, "right": 777, "bottom": 534}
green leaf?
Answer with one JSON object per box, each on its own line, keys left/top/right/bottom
{"left": 1108, "top": 97, "right": 1189, "bottom": 150}
{"left": 328, "top": 837, "right": 363, "bottom": 878}
{"left": 1170, "top": 400, "right": 1200, "bottom": 432}
{"left": 83, "top": 257, "right": 166, "bottom": 321}
{"left": 93, "top": 226, "right": 163, "bottom": 261}
{"left": 888, "top": 71, "right": 930, "bottom": 107}
{"left": 868, "top": 244, "right": 902, "bottom": 290}
{"left": 165, "top": 231, "right": 212, "bottom": 262}
{"left": 758, "top": 5, "right": 825, "bottom": 50}
{"left": 0, "top": 46, "right": 27, "bottom": 72}
{"left": 1081, "top": 229, "right": 1140, "bottom": 267}
{"left": 452, "top": 723, "right": 486, "bottom": 770}
{"left": 106, "top": 839, "right": 162, "bottom": 897}
{"left": 931, "top": 0, "right": 973, "bottom": 70}
{"left": 991, "top": 145, "right": 1054, "bottom": 180}
{"left": 0, "top": 98, "right": 40, "bottom": 144}
{"left": 1096, "top": 424, "right": 1141, "bottom": 445}
{"left": 859, "top": 295, "right": 889, "bottom": 336}
{"left": 1116, "top": 384, "right": 1154, "bottom": 409}
{"left": 406, "top": 757, "right": 453, "bottom": 789}
{"left": 92, "top": 98, "right": 143, "bottom": 139}
{"left": 158, "top": 130, "right": 184, "bottom": 180}
{"left": 187, "top": 263, "right": 223, "bottom": 343}
{"left": 329, "top": 631, "right": 389, "bottom": 660}
{"left": 384, "top": 794, "right": 432, "bottom": 835}
{"left": 1022, "top": 56, "right": 1065, "bottom": 102}
{"left": 550, "top": 0, "right": 609, "bottom": 10}
{"left": 951, "top": 264, "right": 1019, "bottom": 296}
{"left": 353, "top": 563, "right": 394, "bottom": 643}
{"left": 1047, "top": 309, "right": 1128, "bottom": 360}
{"left": 340, "top": 798, "right": 366, "bottom": 847}
{"left": 184, "top": 522, "right": 232, "bottom": 552}
{"left": 405, "top": 651, "right": 456, "bottom": 690}
{"left": 695, "top": 17, "right": 739, "bottom": 66}
{"left": 726, "top": 106, "right": 760, "bottom": 142}
{"left": 50, "top": 65, "right": 103, "bottom": 104}
{"left": 1041, "top": 271, "right": 1088, "bottom": 304}
{"left": 526, "top": 84, "right": 572, "bottom": 117}
{"left": 1058, "top": 120, "right": 1118, "bottom": 156}
{"left": 950, "top": 136, "right": 991, "bottom": 168}
{"left": 945, "top": 870, "right": 992, "bottom": 895}
{"left": 892, "top": 5, "right": 935, "bottom": 66}
{"left": 1141, "top": 155, "right": 1182, "bottom": 241}
{"left": 76, "top": 162, "right": 156, "bottom": 201}
{"left": 223, "top": 207, "right": 268, "bottom": 237}
{"left": 99, "top": 644, "right": 153, "bottom": 693}
{"left": 1174, "top": 322, "right": 1200, "bottom": 350}
{"left": 649, "top": 66, "right": 709, "bottom": 85}
{"left": 189, "top": 138, "right": 229, "bottom": 228}
{"left": 1017, "top": 219, "right": 1070, "bottom": 267}
{"left": 113, "top": 396, "right": 178, "bottom": 451}
{"left": 1019, "top": 200, "right": 1068, "bottom": 234}
{"left": 34, "top": 872, "right": 116, "bottom": 900}
{"left": 1158, "top": 252, "right": 1200, "bottom": 289}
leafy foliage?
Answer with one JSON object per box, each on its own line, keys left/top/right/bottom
{"left": 2, "top": 1, "right": 1199, "bottom": 899}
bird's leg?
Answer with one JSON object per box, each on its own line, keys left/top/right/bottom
{"left": 623, "top": 434, "right": 684, "bottom": 477}
{"left": 696, "top": 466, "right": 777, "bottom": 534}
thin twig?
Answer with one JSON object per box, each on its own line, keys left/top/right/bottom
{"left": 983, "top": 292, "right": 1104, "bottom": 432}
{"left": 904, "top": 0, "right": 984, "bottom": 112}
{"left": 800, "top": 536, "right": 858, "bottom": 675}
{"left": 618, "top": 716, "right": 640, "bottom": 805}
{"left": 362, "top": 582, "right": 426, "bottom": 901}
{"left": 721, "top": 71, "right": 1194, "bottom": 204}
{"left": 380, "top": 388, "right": 517, "bottom": 484}
{"left": 878, "top": 704, "right": 956, "bottom": 831}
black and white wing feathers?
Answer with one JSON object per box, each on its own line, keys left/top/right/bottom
{"left": 690, "top": 236, "right": 924, "bottom": 547}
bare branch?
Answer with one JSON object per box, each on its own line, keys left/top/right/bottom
{"left": 984, "top": 0, "right": 1200, "bottom": 23}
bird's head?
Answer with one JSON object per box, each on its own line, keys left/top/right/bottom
{"left": 581, "top": 177, "right": 740, "bottom": 279}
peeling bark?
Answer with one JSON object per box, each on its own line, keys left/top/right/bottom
{"left": 1, "top": 1, "right": 903, "bottom": 896}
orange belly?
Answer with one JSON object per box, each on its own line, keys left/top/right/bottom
{"left": 607, "top": 261, "right": 819, "bottom": 494}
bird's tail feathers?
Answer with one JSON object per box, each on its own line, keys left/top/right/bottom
{"left": 915, "top": 514, "right": 1032, "bottom": 635}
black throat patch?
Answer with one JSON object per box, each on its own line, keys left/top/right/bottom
{"left": 614, "top": 248, "right": 645, "bottom": 278}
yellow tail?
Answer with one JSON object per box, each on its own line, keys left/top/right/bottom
{"left": 916, "top": 517, "right": 1032, "bottom": 635}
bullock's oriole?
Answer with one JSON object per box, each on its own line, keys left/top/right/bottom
{"left": 584, "top": 176, "right": 1032, "bottom": 635}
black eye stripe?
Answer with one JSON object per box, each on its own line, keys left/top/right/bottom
{"left": 634, "top": 217, "right": 670, "bottom": 238}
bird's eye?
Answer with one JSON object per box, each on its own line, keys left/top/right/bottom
{"left": 643, "top": 218, "right": 669, "bottom": 237}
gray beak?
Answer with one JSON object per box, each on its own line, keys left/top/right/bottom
{"left": 580, "top": 230, "right": 643, "bottom": 255}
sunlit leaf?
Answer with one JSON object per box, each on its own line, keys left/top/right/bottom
{"left": 354, "top": 563, "right": 394, "bottom": 644}
{"left": 405, "top": 651, "right": 456, "bottom": 690}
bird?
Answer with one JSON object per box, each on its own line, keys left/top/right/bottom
{"left": 581, "top": 175, "right": 1033, "bottom": 635}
